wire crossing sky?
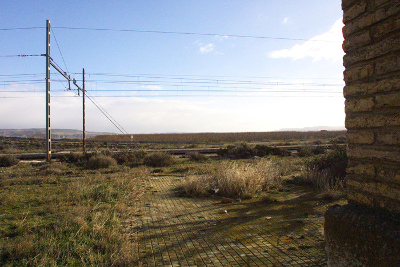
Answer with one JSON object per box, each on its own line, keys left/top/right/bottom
{"left": 0, "top": 0, "right": 345, "bottom": 134}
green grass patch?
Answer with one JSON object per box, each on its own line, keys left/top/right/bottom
{"left": 0, "top": 162, "right": 148, "bottom": 266}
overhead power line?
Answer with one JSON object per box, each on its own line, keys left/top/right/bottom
{"left": 0, "top": 26, "right": 341, "bottom": 42}
{"left": 85, "top": 92, "right": 128, "bottom": 134}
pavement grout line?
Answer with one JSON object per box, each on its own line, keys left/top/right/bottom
{"left": 132, "top": 175, "right": 327, "bottom": 266}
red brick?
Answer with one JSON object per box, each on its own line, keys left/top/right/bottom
{"left": 377, "top": 165, "right": 400, "bottom": 183}
{"left": 345, "top": 97, "right": 375, "bottom": 112}
{"left": 347, "top": 162, "right": 376, "bottom": 176}
{"left": 343, "top": 64, "right": 374, "bottom": 82}
{"left": 344, "top": 2, "right": 367, "bottom": 23}
{"left": 346, "top": 113, "right": 400, "bottom": 128}
{"left": 375, "top": 92, "right": 400, "bottom": 108}
{"left": 370, "top": 16, "right": 400, "bottom": 39}
{"left": 343, "top": 33, "right": 400, "bottom": 65}
{"left": 343, "top": 78, "right": 400, "bottom": 97}
{"left": 348, "top": 179, "right": 400, "bottom": 201}
{"left": 375, "top": 55, "right": 400, "bottom": 75}
{"left": 376, "top": 130, "right": 400, "bottom": 145}
{"left": 343, "top": 31, "right": 372, "bottom": 52}
{"left": 347, "top": 131, "right": 375, "bottom": 144}
{"left": 348, "top": 146, "right": 400, "bottom": 162}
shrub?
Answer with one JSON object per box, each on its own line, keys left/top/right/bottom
{"left": 58, "top": 152, "right": 91, "bottom": 165}
{"left": 112, "top": 151, "right": 147, "bottom": 167}
{"left": 301, "top": 146, "right": 347, "bottom": 191}
{"left": 187, "top": 152, "right": 208, "bottom": 162}
{"left": 297, "top": 146, "right": 325, "bottom": 157}
{"left": 0, "top": 155, "right": 19, "bottom": 167}
{"left": 178, "top": 159, "right": 282, "bottom": 199}
{"left": 217, "top": 143, "right": 290, "bottom": 159}
{"left": 86, "top": 155, "right": 117, "bottom": 169}
{"left": 144, "top": 152, "right": 175, "bottom": 167}
{"left": 254, "top": 145, "right": 291, "bottom": 157}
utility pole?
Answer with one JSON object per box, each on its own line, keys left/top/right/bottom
{"left": 44, "top": 19, "right": 85, "bottom": 161}
{"left": 73, "top": 74, "right": 85, "bottom": 153}
{"left": 82, "top": 68, "right": 86, "bottom": 153}
{"left": 46, "top": 20, "right": 51, "bottom": 162}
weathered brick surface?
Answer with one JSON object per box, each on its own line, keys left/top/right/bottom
{"left": 347, "top": 162, "right": 376, "bottom": 176}
{"left": 327, "top": 1, "right": 400, "bottom": 264}
{"left": 375, "top": 54, "right": 400, "bottom": 75}
{"left": 346, "top": 113, "right": 400, "bottom": 128}
{"left": 343, "top": 64, "right": 374, "bottom": 82}
{"left": 343, "top": 78, "right": 400, "bottom": 97}
{"left": 348, "top": 179, "right": 400, "bottom": 201}
{"left": 345, "top": 97, "right": 374, "bottom": 112}
{"left": 370, "top": 14, "right": 400, "bottom": 39}
{"left": 347, "top": 146, "right": 400, "bottom": 162}
{"left": 343, "top": 2, "right": 367, "bottom": 23}
{"left": 342, "top": 30, "right": 372, "bottom": 51}
{"left": 375, "top": 92, "right": 400, "bottom": 108}
{"left": 377, "top": 165, "right": 400, "bottom": 183}
{"left": 343, "top": 33, "right": 400, "bottom": 65}
{"left": 376, "top": 130, "right": 400, "bottom": 145}
{"left": 346, "top": 131, "right": 375, "bottom": 144}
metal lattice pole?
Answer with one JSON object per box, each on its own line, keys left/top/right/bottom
{"left": 46, "top": 20, "right": 51, "bottom": 162}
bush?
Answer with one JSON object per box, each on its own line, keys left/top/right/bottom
{"left": 112, "top": 151, "right": 147, "bottom": 167}
{"left": 217, "top": 143, "right": 290, "bottom": 159}
{"left": 144, "top": 152, "right": 175, "bottom": 167}
{"left": 0, "top": 155, "right": 19, "bottom": 167}
{"left": 86, "top": 155, "right": 117, "bottom": 169}
{"left": 187, "top": 152, "right": 208, "bottom": 162}
{"left": 58, "top": 152, "right": 91, "bottom": 165}
{"left": 178, "top": 159, "right": 282, "bottom": 199}
{"left": 301, "top": 147, "right": 347, "bottom": 191}
{"left": 297, "top": 146, "right": 325, "bottom": 157}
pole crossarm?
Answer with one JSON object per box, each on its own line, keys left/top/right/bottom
{"left": 49, "top": 60, "right": 70, "bottom": 81}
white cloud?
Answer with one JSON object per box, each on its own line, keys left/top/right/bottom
{"left": 282, "top": 17, "right": 289, "bottom": 24}
{"left": 199, "top": 43, "right": 215, "bottom": 54}
{"left": 268, "top": 18, "right": 344, "bottom": 62}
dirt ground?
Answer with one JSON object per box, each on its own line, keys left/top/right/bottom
{"left": 128, "top": 174, "right": 345, "bottom": 266}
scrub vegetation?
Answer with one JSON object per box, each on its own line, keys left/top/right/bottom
{"left": 0, "top": 131, "right": 347, "bottom": 265}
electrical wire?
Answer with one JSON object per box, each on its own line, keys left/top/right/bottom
{"left": 0, "top": 26, "right": 340, "bottom": 42}
{"left": 85, "top": 91, "right": 128, "bottom": 134}
{"left": 52, "top": 26, "right": 340, "bottom": 42}
{"left": 51, "top": 28, "right": 70, "bottom": 75}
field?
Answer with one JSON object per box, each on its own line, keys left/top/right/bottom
{"left": 0, "top": 131, "right": 347, "bottom": 265}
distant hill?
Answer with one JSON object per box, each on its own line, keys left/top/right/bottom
{"left": 0, "top": 128, "right": 115, "bottom": 139}
{"left": 278, "top": 126, "right": 346, "bottom": 132}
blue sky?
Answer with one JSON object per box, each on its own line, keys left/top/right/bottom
{"left": 0, "top": 0, "right": 345, "bottom": 133}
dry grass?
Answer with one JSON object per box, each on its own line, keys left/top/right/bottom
{"left": 178, "top": 158, "right": 290, "bottom": 199}
{"left": 0, "top": 162, "right": 149, "bottom": 266}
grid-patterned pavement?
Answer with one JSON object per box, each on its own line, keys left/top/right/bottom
{"left": 129, "top": 176, "right": 328, "bottom": 266}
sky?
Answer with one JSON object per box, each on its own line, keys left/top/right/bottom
{"left": 0, "top": 0, "right": 345, "bottom": 134}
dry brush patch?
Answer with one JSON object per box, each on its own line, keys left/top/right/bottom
{"left": 0, "top": 162, "right": 149, "bottom": 266}
{"left": 177, "top": 158, "right": 295, "bottom": 199}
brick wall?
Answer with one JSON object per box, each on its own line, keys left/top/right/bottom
{"left": 342, "top": 0, "right": 400, "bottom": 214}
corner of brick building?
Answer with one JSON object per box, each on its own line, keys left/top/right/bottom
{"left": 325, "top": 0, "right": 400, "bottom": 265}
